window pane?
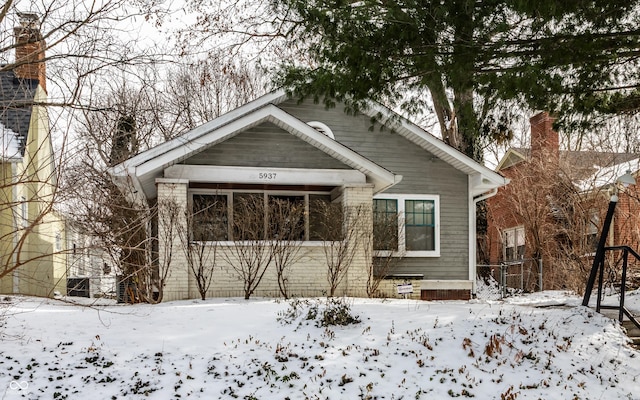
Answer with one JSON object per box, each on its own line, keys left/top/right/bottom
{"left": 309, "top": 195, "right": 342, "bottom": 241}
{"left": 233, "top": 193, "right": 264, "bottom": 240}
{"left": 504, "top": 230, "right": 514, "bottom": 247}
{"left": 192, "top": 194, "right": 228, "bottom": 241}
{"left": 406, "top": 226, "right": 435, "bottom": 251}
{"left": 373, "top": 199, "right": 398, "bottom": 250}
{"left": 405, "top": 200, "right": 435, "bottom": 251}
{"left": 517, "top": 245, "right": 525, "bottom": 259}
{"left": 269, "top": 195, "right": 305, "bottom": 240}
{"left": 505, "top": 247, "right": 514, "bottom": 261}
{"left": 502, "top": 227, "right": 525, "bottom": 261}
{"left": 516, "top": 227, "right": 525, "bottom": 247}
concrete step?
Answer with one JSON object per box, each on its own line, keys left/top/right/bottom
{"left": 597, "top": 308, "right": 640, "bottom": 346}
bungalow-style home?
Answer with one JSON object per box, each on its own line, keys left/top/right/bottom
{"left": 486, "top": 112, "right": 640, "bottom": 291}
{"left": 0, "top": 14, "right": 66, "bottom": 297}
{"left": 110, "top": 90, "right": 508, "bottom": 301}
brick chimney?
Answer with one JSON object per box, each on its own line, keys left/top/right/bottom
{"left": 529, "top": 111, "right": 559, "bottom": 165}
{"left": 14, "top": 13, "right": 46, "bottom": 93}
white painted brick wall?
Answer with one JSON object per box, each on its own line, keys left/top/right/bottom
{"left": 157, "top": 180, "right": 190, "bottom": 302}
{"left": 159, "top": 182, "right": 407, "bottom": 300}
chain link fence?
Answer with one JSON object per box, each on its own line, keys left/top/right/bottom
{"left": 477, "top": 258, "right": 543, "bottom": 300}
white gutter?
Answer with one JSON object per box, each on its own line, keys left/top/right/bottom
{"left": 11, "top": 162, "right": 19, "bottom": 294}
{"left": 473, "top": 187, "right": 499, "bottom": 203}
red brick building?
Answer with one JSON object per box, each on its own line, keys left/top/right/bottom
{"left": 485, "top": 112, "right": 640, "bottom": 291}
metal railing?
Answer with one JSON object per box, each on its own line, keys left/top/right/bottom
{"left": 592, "top": 246, "right": 640, "bottom": 329}
{"left": 477, "top": 258, "right": 543, "bottom": 299}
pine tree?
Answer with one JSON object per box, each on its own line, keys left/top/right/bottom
{"left": 272, "top": 0, "right": 640, "bottom": 159}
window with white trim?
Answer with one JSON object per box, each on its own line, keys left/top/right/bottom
{"left": 502, "top": 226, "right": 525, "bottom": 261}
{"left": 190, "top": 191, "right": 339, "bottom": 242}
{"left": 373, "top": 194, "right": 440, "bottom": 257}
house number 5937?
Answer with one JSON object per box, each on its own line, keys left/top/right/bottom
{"left": 258, "top": 172, "right": 277, "bottom": 180}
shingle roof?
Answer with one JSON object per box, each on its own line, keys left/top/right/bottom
{"left": 511, "top": 147, "right": 639, "bottom": 181}
{"left": 0, "top": 68, "right": 38, "bottom": 157}
{"left": 111, "top": 90, "right": 508, "bottom": 199}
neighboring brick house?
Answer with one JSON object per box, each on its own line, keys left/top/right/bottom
{"left": 110, "top": 90, "right": 508, "bottom": 302}
{"left": 486, "top": 112, "right": 640, "bottom": 291}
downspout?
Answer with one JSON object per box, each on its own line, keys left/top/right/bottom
{"left": 469, "top": 186, "right": 500, "bottom": 297}
{"left": 11, "top": 162, "right": 19, "bottom": 293}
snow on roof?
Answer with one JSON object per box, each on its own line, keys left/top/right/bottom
{"left": 575, "top": 157, "right": 640, "bottom": 192}
{"left": 0, "top": 121, "right": 22, "bottom": 162}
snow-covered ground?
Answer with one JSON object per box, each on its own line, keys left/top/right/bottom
{"left": 1, "top": 290, "right": 639, "bottom": 399}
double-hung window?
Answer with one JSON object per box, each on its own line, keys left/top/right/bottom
{"left": 373, "top": 194, "right": 440, "bottom": 257}
{"left": 502, "top": 226, "right": 525, "bottom": 261}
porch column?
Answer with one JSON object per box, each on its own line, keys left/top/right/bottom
{"left": 339, "top": 184, "right": 374, "bottom": 297}
{"left": 156, "top": 178, "right": 190, "bottom": 301}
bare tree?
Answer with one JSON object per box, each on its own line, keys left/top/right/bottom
{"left": 221, "top": 194, "right": 273, "bottom": 300}
{"left": 66, "top": 48, "right": 268, "bottom": 301}
{"left": 163, "top": 53, "right": 269, "bottom": 132}
{"left": 364, "top": 211, "right": 405, "bottom": 298}
{"left": 312, "top": 200, "right": 364, "bottom": 297}
{"left": 268, "top": 196, "right": 305, "bottom": 299}
{"left": 487, "top": 155, "right": 611, "bottom": 293}
{"left": 1, "top": 3, "right": 169, "bottom": 112}
{"left": 179, "top": 196, "right": 223, "bottom": 301}
{"left": 153, "top": 198, "right": 184, "bottom": 303}
{"left": 63, "top": 86, "right": 158, "bottom": 302}
{"left": 184, "top": 242, "right": 218, "bottom": 301}
{"left": 0, "top": 1, "right": 171, "bottom": 297}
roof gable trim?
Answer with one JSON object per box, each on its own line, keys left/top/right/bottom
{"left": 118, "top": 103, "right": 400, "bottom": 197}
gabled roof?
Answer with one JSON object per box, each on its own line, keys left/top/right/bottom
{"left": 111, "top": 90, "right": 507, "bottom": 199}
{"left": 496, "top": 148, "right": 527, "bottom": 171}
{"left": 0, "top": 69, "right": 38, "bottom": 158}
{"left": 365, "top": 102, "right": 508, "bottom": 196}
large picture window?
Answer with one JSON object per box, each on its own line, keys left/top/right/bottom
{"left": 373, "top": 194, "right": 440, "bottom": 257}
{"left": 190, "top": 191, "right": 336, "bottom": 242}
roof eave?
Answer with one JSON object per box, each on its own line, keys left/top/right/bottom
{"left": 113, "top": 101, "right": 400, "bottom": 199}
{"left": 365, "top": 102, "right": 509, "bottom": 187}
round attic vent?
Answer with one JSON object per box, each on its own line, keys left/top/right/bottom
{"left": 307, "top": 121, "right": 335, "bottom": 139}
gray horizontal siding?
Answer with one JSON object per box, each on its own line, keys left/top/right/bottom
{"left": 182, "top": 122, "right": 350, "bottom": 170}
{"left": 280, "top": 99, "right": 469, "bottom": 280}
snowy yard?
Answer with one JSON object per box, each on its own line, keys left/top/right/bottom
{"left": 1, "top": 290, "right": 639, "bottom": 399}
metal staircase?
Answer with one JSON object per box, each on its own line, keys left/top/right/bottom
{"left": 583, "top": 244, "right": 640, "bottom": 336}
{"left": 582, "top": 194, "right": 640, "bottom": 335}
